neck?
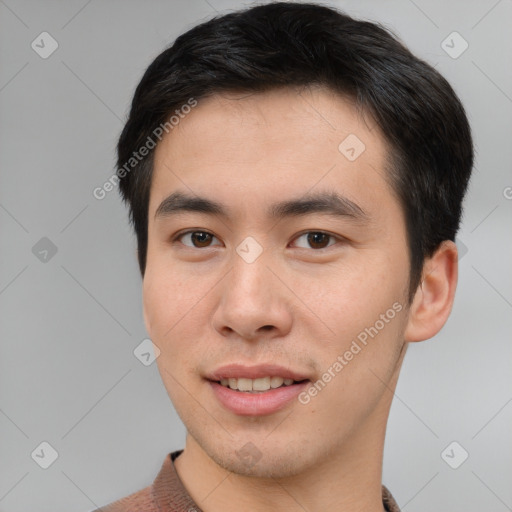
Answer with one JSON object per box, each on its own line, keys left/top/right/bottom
{"left": 174, "top": 399, "right": 392, "bottom": 512}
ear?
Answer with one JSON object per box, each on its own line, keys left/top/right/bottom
{"left": 404, "top": 240, "right": 458, "bottom": 342}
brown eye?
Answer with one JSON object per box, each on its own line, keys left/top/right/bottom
{"left": 191, "top": 232, "right": 212, "bottom": 247}
{"left": 307, "top": 232, "right": 330, "bottom": 249}
{"left": 293, "top": 231, "right": 337, "bottom": 250}
{"left": 178, "top": 231, "right": 220, "bottom": 248}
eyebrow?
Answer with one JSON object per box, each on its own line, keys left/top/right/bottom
{"left": 154, "top": 190, "right": 370, "bottom": 223}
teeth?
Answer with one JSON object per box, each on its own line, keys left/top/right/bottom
{"left": 271, "top": 376, "right": 284, "bottom": 388}
{"left": 237, "top": 378, "right": 253, "bottom": 391}
{"left": 219, "top": 376, "right": 299, "bottom": 392}
{"left": 253, "top": 377, "right": 271, "bottom": 390}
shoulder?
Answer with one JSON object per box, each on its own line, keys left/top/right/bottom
{"left": 85, "top": 452, "right": 180, "bottom": 512}
{"left": 88, "top": 484, "right": 156, "bottom": 512}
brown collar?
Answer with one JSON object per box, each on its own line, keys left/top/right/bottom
{"left": 149, "top": 450, "right": 401, "bottom": 512}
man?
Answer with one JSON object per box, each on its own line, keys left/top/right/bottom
{"left": 94, "top": 2, "right": 473, "bottom": 511}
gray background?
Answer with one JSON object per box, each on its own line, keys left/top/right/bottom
{"left": 1, "top": 0, "right": 511, "bottom": 511}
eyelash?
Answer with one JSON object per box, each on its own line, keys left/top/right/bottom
{"left": 172, "top": 230, "right": 343, "bottom": 250}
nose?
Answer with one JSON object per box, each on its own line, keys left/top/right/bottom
{"left": 211, "top": 250, "right": 293, "bottom": 341}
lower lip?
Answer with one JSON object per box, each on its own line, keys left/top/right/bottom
{"left": 208, "top": 380, "right": 310, "bottom": 416}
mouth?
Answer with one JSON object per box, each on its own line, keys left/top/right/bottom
{"left": 210, "top": 376, "right": 309, "bottom": 393}
{"left": 205, "top": 363, "right": 312, "bottom": 415}
{"left": 206, "top": 376, "right": 311, "bottom": 416}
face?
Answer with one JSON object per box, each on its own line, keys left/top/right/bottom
{"left": 143, "top": 86, "right": 412, "bottom": 478}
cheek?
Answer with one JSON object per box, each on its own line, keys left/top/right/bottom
{"left": 143, "top": 270, "right": 204, "bottom": 392}
{"left": 305, "top": 299, "right": 406, "bottom": 430}
{"left": 143, "top": 273, "right": 177, "bottom": 337}
{"left": 142, "top": 261, "right": 218, "bottom": 384}
{"left": 302, "top": 256, "right": 408, "bottom": 385}
{"left": 313, "top": 256, "right": 405, "bottom": 322}
{"left": 142, "top": 259, "right": 208, "bottom": 338}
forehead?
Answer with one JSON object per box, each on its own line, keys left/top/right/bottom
{"left": 150, "top": 86, "right": 398, "bottom": 224}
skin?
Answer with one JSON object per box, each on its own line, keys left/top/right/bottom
{"left": 142, "top": 85, "right": 458, "bottom": 512}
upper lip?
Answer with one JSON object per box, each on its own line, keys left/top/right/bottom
{"left": 206, "top": 364, "right": 311, "bottom": 382}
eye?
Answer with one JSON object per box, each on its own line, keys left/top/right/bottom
{"left": 173, "top": 230, "right": 342, "bottom": 250}
{"left": 175, "top": 230, "right": 222, "bottom": 248}
{"left": 292, "top": 231, "right": 339, "bottom": 250}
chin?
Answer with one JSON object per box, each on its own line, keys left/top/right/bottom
{"left": 202, "top": 436, "right": 312, "bottom": 479}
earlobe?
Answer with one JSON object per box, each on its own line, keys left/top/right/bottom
{"left": 404, "top": 240, "right": 458, "bottom": 343}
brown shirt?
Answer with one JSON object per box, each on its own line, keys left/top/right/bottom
{"left": 93, "top": 450, "right": 401, "bottom": 512}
